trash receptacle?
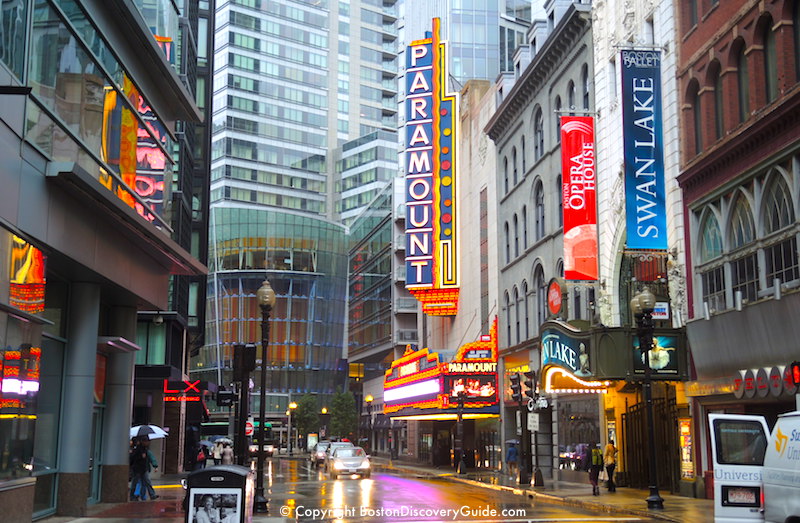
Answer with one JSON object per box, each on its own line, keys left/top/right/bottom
{"left": 183, "top": 465, "right": 254, "bottom": 523}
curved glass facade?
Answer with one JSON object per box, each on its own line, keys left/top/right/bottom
{"left": 196, "top": 207, "right": 348, "bottom": 398}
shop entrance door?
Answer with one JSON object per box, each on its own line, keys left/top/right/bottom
{"left": 621, "top": 393, "right": 679, "bottom": 492}
{"left": 88, "top": 407, "right": 104, "bottom": 504}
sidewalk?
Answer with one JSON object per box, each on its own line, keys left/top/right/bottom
{"left": 375, "top": 457, "right": 714, "bottom": 523}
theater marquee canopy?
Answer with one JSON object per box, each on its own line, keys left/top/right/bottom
{"left": 384, "top": 318, "right": 498, "bottom": 420}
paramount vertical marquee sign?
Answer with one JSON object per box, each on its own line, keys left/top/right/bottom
{"left": 621, "top": 50, "right": 668, "bottom": 250}
{"left": 405, "top": 19, "right": 460, "bottom": 315}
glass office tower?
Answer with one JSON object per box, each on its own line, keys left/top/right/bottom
{"left": 196, "top": 0, "right": 400, "bottom": 419}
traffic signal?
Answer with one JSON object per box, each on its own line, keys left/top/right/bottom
{"left": 523, "top": 370, "right": 537, "bottom": 400}
{"left": 791, "top": 361, "right": 800, "bottom": 386}
{"left": 233, "top": 343, "right": 257, "bottom": 381}
{"left": 509, "top": 372, "right": 522, "bottom": 402}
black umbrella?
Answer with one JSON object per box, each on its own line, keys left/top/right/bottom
{"left": 130, "top": 425, "right": 168, "bottom": 440}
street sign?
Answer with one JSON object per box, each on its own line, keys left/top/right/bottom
{"left": 245, "top": 417, "right": 254, "bottom": 436}
{"left": 528, "top": 413, "right": 539, "bottom": 432}
{"left": 527, "top": 398, "right": 535, "bottom": 412}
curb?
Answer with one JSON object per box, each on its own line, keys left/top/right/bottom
{"left": 378, "top": 461, "right": 681, "bottom": 523}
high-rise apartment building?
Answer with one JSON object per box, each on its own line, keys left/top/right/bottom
{"left": 196, "top": 0, "right": 404, "bottom": 434}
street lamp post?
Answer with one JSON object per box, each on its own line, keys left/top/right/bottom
{"left": 255, "top": 280, "right": 276, "bottom": 513}
{"left": 456, "top": 390, "right": 467, "bottom": 474}
{"left": 288, "top": 401, "right": 297, "bottom": 456}
{"left": 364, "top": 394, "right": 373, "bottom": 454}
{"left": 631, "top": 287, "right": 665, "bottom": 510}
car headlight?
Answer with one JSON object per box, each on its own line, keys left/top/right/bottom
{"left": 333, "top": 461, "right": 345, "bottom": 470}
{"left": 358, "top": 460, "right": 370, "bottom": 469}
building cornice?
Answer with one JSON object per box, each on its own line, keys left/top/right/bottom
{"left": 485, "top": 4, "right": 592, "bottom": 141}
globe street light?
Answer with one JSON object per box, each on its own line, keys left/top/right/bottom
{"left": 364, "top": 394, "right": 373, "bottom": 454}
{"left": 255, "top": 280, "right": 276, "bottom": 513}
{"left": 631, "top": 287, "right": 664, "bottom": 510}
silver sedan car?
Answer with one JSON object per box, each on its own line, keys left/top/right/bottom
{"left": 328, "top": 446, "right": 371, "bottom": 479}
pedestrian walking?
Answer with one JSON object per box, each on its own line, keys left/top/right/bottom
{"left": 129, "top": 439, "right": 149, "bottom": 500}
{"left": 213, "top": 441, "right": 223, "bottom": 465}
{"left": 604, "top": 439, "right": 618, "bottom": 492}
{"left": 505, "top": 442, "right": 518, "bottom": 479}
{"left": 194, "top": 445, "right": 208, "bottom": 470}
{"left": 221, "top": 443, "right": 234, "bottom": 465}
{"left": 588, "top": 443, "right": 603, "bottom": 496}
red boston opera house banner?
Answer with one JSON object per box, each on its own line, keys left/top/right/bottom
{"left": 560, "top": 116, "right": 598, "bottom": 281}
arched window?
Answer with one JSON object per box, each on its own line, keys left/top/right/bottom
{"left": 730, "top": 194, "right": 755, "bottom": 249}
{"left": 699, "top": 212, "right": 723, "bottom": 263}
{"left": 556, "top": 259, "right": 564, "bottom": 277}
{"left": 513, "top": 287, "right": 520, "bottom": 344}
{"left": 710, "top": 61, "right": 724, "bottom": 139}
{"left": 522, "top": 280, "right": 530, "bottom": 339}
{"left": 698, "top": 210, "right": 726, "bottom": 313}
{"left": 504, "top": 222, "right": 510, "bottom": 263}
{"left": 568, "top": 80, "right": 576, "bottom": 114}
{"left": 763, "top": 174, "right": 795, "bottom": 233}
{"left": 522, "top": 206, "right": 529, "bottom": 249}
{"left": 762, "top": 16, "right": 778, "bottom": 103}
{"left": 535, "top": 181, "right": 545, "bottom": 240}
{"left": 794, "top": 2, "right": 800, "bottom": 82}
{"left": 503, "top": 157, "right": 509, "bottom": 193}
{"left": 554, "top": 97, "right": 562, "bottom": 143}
{"left": 535, "top": 266, "right": 546, "bottom": 326}
{"left": 690, "top": 81, "right": 703, "bottom": 154}
{"left": 504, "top": 291, "right": 512, "bottom": 344}
{"left": 513, "top": 214, "right": 519, "bottom": 258}
{"left": 581, "top": 64, "right": 590, "bottom": 109}
{"left": 763, "top": 174, "right": 799, "bottom": 285}
{"left": 521, "top": 137, "right": 526, "bottom": 174}
{"left": 534, "top": 108, "right": 544, "bottom": 160}
{"left": 512, "top": 146, "right": 518, "bottom": 185}
{"left": 729, "top": 193, "right": 759, "bottom": 303}
{"left": 556, "top": 174, "right": 563, "bottom": 227}
{"left": 736, "top": 42, "right": 750, "bottom": 123}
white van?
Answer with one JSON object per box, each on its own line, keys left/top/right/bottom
{"left": 710, "top": 411, "right": 800, "bottom": 523}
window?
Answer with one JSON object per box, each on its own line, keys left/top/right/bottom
{"left": 504, "top": 222, "right": 510, "bottom": 263}
{"left": 513, "top": 214, "right": 519, "bottom": 258}
{"left": 568, "top": 81, "right": 576, "bottom": 114}
{"left": 730, "top": 194, "right": 755, "bottom": 249}
{"left": 522, "top": 205, "right": 528, "bottom": 249}
{"left": 763, "top": 175, "right": 798, "bottom": 285}
{"left": 762, "top": 17, "right": 778, "bottom": 103}
{"left": 554, "top": 97, "right": 562, "bottom": 143}
{"left": 505, "top": 291, "right": 512, "bottom": 343}
{"left": 521, "top": 137, "right": 526, "bottom": 174}
{"left": 711, "top": 62, "right": 724, "bottom": 139}
{"left": 691, "top": 81, "right": 703, "bottom": 154}
{"left": 514, "top": 287, "right": 520, "bottom": 344}
{"left": 794, "top": 2, "right": 800, "bottom": 82}
{"left": 534, "top": 108, "right": 544, "bottom": 160}
{"left": 535, "top": 266, "right": 546, "bottom": 326}
{"left": 582, "top": 64, "right": 590, "bottom": 110}
{"left": 729, "top": 194, "right": 758, "bottom": 303}
{"left": 701, "top": 266, "right": 726, "bottom": 313}
{"left": 534, "top": 182, "right": 545, "bottom": 240}
{"left": 699, "top": 212, "right": 723, "bottom": 263}
{"left": 556, "top": 175, "right": 563, "bottom": 227}
{"left": 512, "top": 147, "right": 518, "bottom": 185}
{"left": 736, "top": 43, "right": 750, "bottom": 123}
{"left": 503, "top": 157, "right": 509, "bottom": 193}
{"left": 522, "top": 281, "right": 530, "bottom": 339}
